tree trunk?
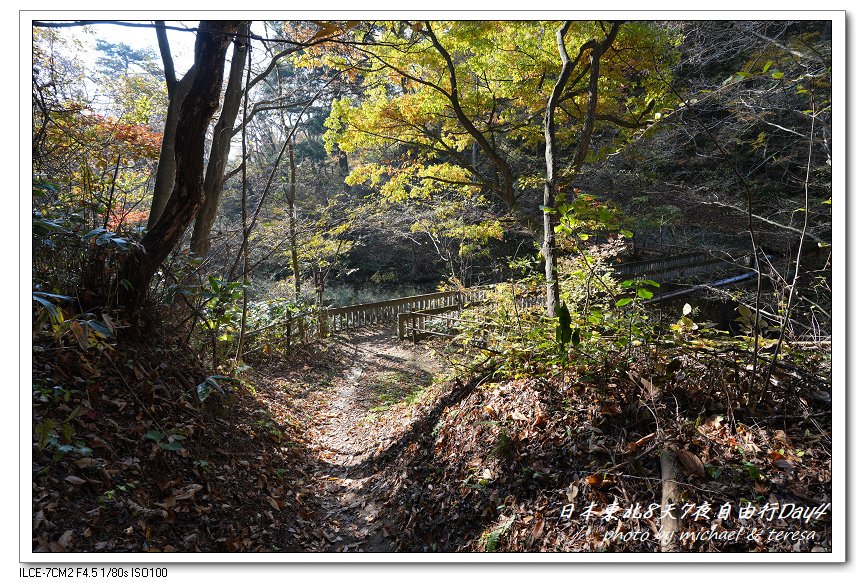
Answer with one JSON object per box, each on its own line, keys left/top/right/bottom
{"left": 119, "top": 20, "right": 242, "bottom": 312}
{"left": 148, "top": 22, "right": 195, "bottom": 229}
{"left": 288, "top": 140, "right": 302, "bottom": 302}
{"left": 659, "top": 450, "right": 683, "bottom": 552}
{"left": 542, "top": 181, "right": 560, "bottom": 317}
{"left": 190, "top": 21, "right": 251, "bottom": 256}
{"left": 541, "top": 22, "right": 574, "bottom": 316}
{"left": 235, "top": 38, "right": 252, "bottom": 361}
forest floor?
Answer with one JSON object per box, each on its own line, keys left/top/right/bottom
{"left": 32, "top": 319, "right": 833, "bottom": 554}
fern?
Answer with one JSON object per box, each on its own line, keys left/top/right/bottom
{"left": 481, "top": 515, "right": 515, "bottom": 552}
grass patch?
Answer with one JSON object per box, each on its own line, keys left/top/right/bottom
{"left": 365, "top": 370, "right": 436, "bottom": 417}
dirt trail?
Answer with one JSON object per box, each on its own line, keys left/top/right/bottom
{"left": 307, "top": 326, "right": 444, "bottom": 552}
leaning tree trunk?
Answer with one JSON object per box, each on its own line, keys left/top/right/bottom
{"left": 189, "top": 21, "right": 251, "bottom": 256}
{"left": 148, "top": 21, "right": 195, "bottom": 229}
{"left": 148, "top": 75, "right": 193, "bottom": 228}
{"left": 118, "top": 20, "right": 242, "bottom": 312}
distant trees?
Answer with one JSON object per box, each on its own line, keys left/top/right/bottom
{"left": 32, "top": 19, "right": 830, "bottom": 336}
{"left": 33, "top": 28, "right": 164, "bottom": 233}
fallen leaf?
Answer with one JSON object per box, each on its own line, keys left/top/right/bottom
{"left": 65, "top": 475, "right": 86, "bottom": 485}
{"left": 174, "top": 484, "right": 203, "bottom": 501}
{"left": 677, "top": 449, "right": 706, "bottom": 478}
{"left": 586, "top": 474, "right": 603, "bottom": 487}
{"left": 529, "top": 517, "right": 544, "bottom": 542}
{"left": 634, "top": 432, "right": 656, "bottom": 447}
{"left": 772, "top": 459, "right": 795, "bottom": 472}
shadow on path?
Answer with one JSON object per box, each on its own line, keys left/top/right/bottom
{"left": 299, "top": 325, "right": 474, "bottom": 552}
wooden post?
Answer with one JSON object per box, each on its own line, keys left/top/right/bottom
{"left": 315, "top": 269, "right": 325, "bottom": 338}
{"left": 285, "top": 312, "right": 291, "bottom": 352}
{"left": 659, "top": 450, "right": 683, "bottom": 552}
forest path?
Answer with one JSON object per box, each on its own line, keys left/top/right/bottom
{"left": 305, "top": 325, "right": 445, "bottom": 552}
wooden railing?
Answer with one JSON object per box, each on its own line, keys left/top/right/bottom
{"left": 277, "top": 250, "right": 759, "bottom": 348}
{"left": 272, "top": 283, "right": 545, "bottom": 346}
{"left": 326, "top": 290, "right": 460, "bottom": 336}
{"left": 614, "top": 252, "right": 707, "bottom": 276}
{"left": 277, "top": 286, "right": 496, "bottom": 346}
{"left": 614, "top": 253, "right": 752, "bottom": 280}
{"left": 398, "top": 290, "right": 544, "bottom": 342}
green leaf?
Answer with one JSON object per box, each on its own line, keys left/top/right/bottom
{"left": 84, "top": 320, "right": 113, "bottom": 338}
{"left": 556, "top": 303, "right": 572, "bottom": 328}
{"left": 83, "top": 228, "right": 107, "bottom": 240}
{"left": 158, "top": 441, "right": 183, "bottom": 452}
{"left": 636, "top": 288, "right": 654, "bottom": 300}
{"left": 145, "top": 430, "right": 165, "bottom": 442}
{"left": 35, "top": 420, "right": 55, "bottom": 450}
{"left": 33, "top": 295, "right": 60, "bottom": 319}
{"left": 771, "top": 70, "right": 784, "bottom": 79}
{"left": 619, "top": 229, "right": 634, "bottom": 238}
{"left": 34, "top": 292, "right": 74, "bottom": 301}
{"left": 64, "top": 404, "right": 82, "bottom": 424}
{"left": 197, "top": 378, "right": 220, "bottom": 402}
{"left": 616, "top": 297, "right": 633, "bottom": 308}
{"left": 555, "top": 303, "right": 572, "bottom": 346}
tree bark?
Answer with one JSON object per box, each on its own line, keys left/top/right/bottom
{"left": 659, "top": 449, "right": 683, "bottom": 552}
{"left": 288, "top": 139, "right": 302, "bottom": 302}
{"left": 148, "top": 22, "right": 195, "bottom": 228}
{"left": 190, "top": 21, "right": 251, "bottom": 256}
{"left": 542, "top": 22, "right": 575, "bottom": 316}
{"left": 542, "top": 21, "right": 620, "bottom": 316}
{"left": 119, "top": 20, "right": 242, "bottom": 312}
{"left": 235, "top": 38, "right": 253, "bottom": 361}
{"left": 560, "top": 22, "right": 620, "bottom": 184}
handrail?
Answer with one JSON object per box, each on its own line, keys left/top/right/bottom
{"left": 325, "top": 290, "right": 459, "bottom": 316}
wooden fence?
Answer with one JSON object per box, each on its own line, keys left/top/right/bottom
{"left": 278, "top": 286, "right": 497, "bottom": 347}
{"left": 398, "top": 289, "right": 545, "bottom": 342}
{"left": 271, "top": 283, "right": 546, "bottom": 347}
{"left": 271, "top": 251, "right": 759, "bottom": 350}
{"left": 614, "top": 253, "right": 752, "bottom": 280}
